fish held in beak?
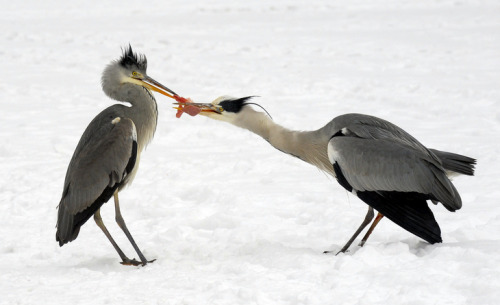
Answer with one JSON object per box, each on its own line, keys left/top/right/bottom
{"left": 173, "top": 97, "right": 222, "bottom": 118}
{"left": 173, "top": 96, "right": 202, "bottom": 118}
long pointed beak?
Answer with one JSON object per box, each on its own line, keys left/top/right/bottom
{"left": 141, "top": 75, "right": 178, "bottom": 99}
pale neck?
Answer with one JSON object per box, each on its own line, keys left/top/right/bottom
{"left": 122, "top": 87, "right": 158, "bottom": 152}
{"left": 233, "top": 108, "right": 333, "bottom": 174}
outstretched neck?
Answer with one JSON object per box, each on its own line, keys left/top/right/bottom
{"left": 233, "top": 108, "right": 332, "bottom": 174}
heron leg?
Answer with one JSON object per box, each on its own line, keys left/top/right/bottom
{"left": 359, "top": 213, "right": 384, "bottom": 247}
{"left": 113, "top": 192, "right": 156, "bottom": 266}
{"left": 326, "top": 206, "right": 374, "bottom": 255}
{"left": 94, "top": 208, "right": 136, "bottom": 264}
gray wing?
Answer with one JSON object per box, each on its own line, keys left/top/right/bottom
{"left": 326, "top": 114, "right": 461, "bottom": 211}
{"left": 325, "top": 113, "right": 441, "bottom": 163}
{"left": 56, "top": 116, "right": 137, "bottom": 245}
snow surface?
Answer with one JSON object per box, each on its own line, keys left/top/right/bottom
{"left": 1, "top": 0, "right": 500, "bottom": 304}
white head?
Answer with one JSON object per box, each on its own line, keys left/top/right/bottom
{"left": 101, "top": 45, "right": 179, "bottom": 103}
{"left": 177, "top": 96, "right": 272, "bottom": 124}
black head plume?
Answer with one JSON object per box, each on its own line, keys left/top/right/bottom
{"left": 219, "top": 96, "right": 272, "bottom": 119}
{"left": 219, "top": 96, "right": 254, "bottom": 113}
{"left": 119, "top": 44, "right": 147, "bottom": 72}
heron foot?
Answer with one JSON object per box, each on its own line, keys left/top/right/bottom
{"left": 120, "top": 258, "right": 156, "bottom": 266}
{"left": 323, "top": 249, "right": 350, "bottom": 256}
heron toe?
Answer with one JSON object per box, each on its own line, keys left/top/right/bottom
{"left": 119, "top": 257, "right": 156, "bottom": 266}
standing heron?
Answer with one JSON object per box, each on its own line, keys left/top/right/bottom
{"left": 175, "top": 97, "right": 475, "bottom": 254}
{"left": 56, "top": 46, "right": 178, "bottom": 265}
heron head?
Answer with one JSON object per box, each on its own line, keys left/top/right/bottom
{"left": 174, "top": 96, "right": 271, "bottom": 123}
{"left": 202, "top": 96, "right": 253, "bottom": 119}
{"left": 102, "top": 45, "right": 178, "bottom": 101}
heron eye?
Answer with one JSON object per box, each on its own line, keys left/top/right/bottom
{"left": 132, "top": 71, "right": 138, "bottom": 77}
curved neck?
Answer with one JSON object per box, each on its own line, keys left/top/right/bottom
{"left": 233, "top": 108, "right": 333, "bottom": 174}
{"left": 121, "top": 85, "right": 158, "bottom": 152}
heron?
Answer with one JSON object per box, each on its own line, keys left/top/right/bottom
{"left": 175, "top": 96, "right": 476, "bottom": 254}
{"left": 56, "top": 46, "right": 179, "bottom": 266}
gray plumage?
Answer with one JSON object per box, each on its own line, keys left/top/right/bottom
{"left": 56, "top": 115, "right": 138, "bottom": 243}
{"left": 188, "top": 97, "right": 476, "bottom": 253}
{"left": 325, "top": 114, "right": 461, "bottom": 212}
{"left": 56, "top": 46, "right": 177, "bottom": 265}
{"left": 429, "top": 149, "right": 476, "bottom": 176}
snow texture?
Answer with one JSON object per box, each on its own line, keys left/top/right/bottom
{"left": 1, "top": 0, "right": 499, "bottom": 304}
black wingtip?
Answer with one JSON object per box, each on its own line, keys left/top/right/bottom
{"left": 357, "top": 191, "right": 443, "bottom": 244}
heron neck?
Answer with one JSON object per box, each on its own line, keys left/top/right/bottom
{"left": 123, "top": 87, "right": 158, "bottom": 152}
{"left": 234, "top": 108, "right": 332, "bottom": 174}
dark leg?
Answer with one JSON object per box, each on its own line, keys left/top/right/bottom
{"left": 359, "top": 213, "right": 384, "bottom": 247}
{"left": 94, "top": 208, "right": 138, "bottom": 265}
{"left": 325, "top": 206, "right": 374, "bottom": 255}
{"left": 114, "top": 192, "right": 155, "bottom": 266}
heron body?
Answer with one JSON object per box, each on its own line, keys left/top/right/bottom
{"left": 180, "top": 97, "right": 475, "bottom": 253}
{"left": 57, "top": 114, "right": 138, "bottom": 243}
{"left": 56, "top": 46, "right": 178, "bottom": 265}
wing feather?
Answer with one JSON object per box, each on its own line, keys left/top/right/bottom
{"left": 56, "top": 117, "right": 137, "bottom": 245}
{"left": 329, "top": 136, "right": 461, "bottom": 211}
{"left": 63, "top": 117, "right": 136, "bottom": 213}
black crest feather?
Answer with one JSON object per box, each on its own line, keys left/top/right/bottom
{"left": 219, "top": 96, "right": 254, "bottom": 113}
{"left": 219, "top": 96, "right": 272, "bottom": 119}
{"left": 119, "top": 44, "right": 147, "bottom": 72}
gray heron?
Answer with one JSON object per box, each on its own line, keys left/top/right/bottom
{"left": 56, "top": 46, "right": 179, "bottom": 266}
{"left": 175, "top": 96, "right": 476, "bottom": 254}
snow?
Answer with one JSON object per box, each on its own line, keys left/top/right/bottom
{"left": 1, "top": 0, "right": 499, "bottom": 304}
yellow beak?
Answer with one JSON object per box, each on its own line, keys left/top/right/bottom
{"left": 140, "top": 75, "right": 178, "bottom": 99}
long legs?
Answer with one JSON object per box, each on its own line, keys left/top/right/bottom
{"left": 359, "top": 212, "right": 384, "bottom": 247}
{"left": 326, "top": 207, "right": 385, "bottom": 255}
{"left": 332, "top": 206, "right": 375, "bottom": 255}
{"left": 113, "top": 192, "right": 155, "bottom": 266}
{"left": 93, "top": 191, "right": 155, "bottom": 266}
{"left": 94, "top": 209, "right": 131, "bottom": 263}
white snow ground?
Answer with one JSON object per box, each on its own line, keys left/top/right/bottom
{"left": 1, "top": 0, "right": 500, "bottom": 304}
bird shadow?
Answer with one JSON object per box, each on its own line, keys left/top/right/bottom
{"left": 73, "top": 257, "right": 141, "bottom": 272}
{"left": 325, "top": 239, "right": 437, "bottom": 257}
{"left": 328, "top": 238, "right": 499, "bottom": 257}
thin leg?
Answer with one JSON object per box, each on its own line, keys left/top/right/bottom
{"left": 359, "top": 213, "right": 384, "bottom": 247}
{"left": 94, "top": 208, "right": 137, "bottom": 264}
{"left": 114, "top": 192, "right": 155, "bottom": 266}
{"left": 326, "top": 206, "right": 374, "bottom": 255}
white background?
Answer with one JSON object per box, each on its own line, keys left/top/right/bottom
{"left": 1, "top": 0, "right": 499, "bottom": 304}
